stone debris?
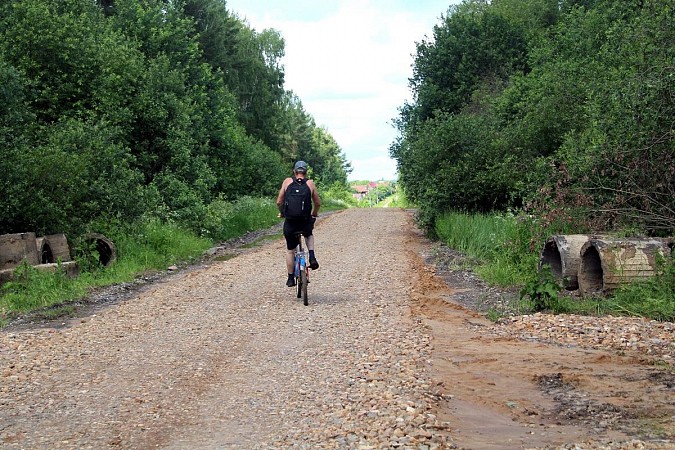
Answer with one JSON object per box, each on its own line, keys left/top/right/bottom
{"left": 494, "top": 314, "right": 674, "bottom": 361}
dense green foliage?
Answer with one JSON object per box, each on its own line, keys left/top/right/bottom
{"left": 392, "top": 0, "right": 674, "bottom": 236}
{"left": 0, "top": 0, "right": 351, "bottom": 237}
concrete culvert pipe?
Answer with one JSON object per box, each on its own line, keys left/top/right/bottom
{"left": 578, "top": 243, "right": 604, "bottom": 296}
{"left": 36, "top": 237, "right": 54, "bottom": 264}
{"left": 82, "top": 233, "right": 117, "bottom": 267}
{"left": 45, "top": 233, "right": 72, "bottom": 262}
{"left": 538, "top": 235, "right": 599, "bottom": 290}
{"left": 0, "top": 232, "right": 40, "bottom": 270}
{"left": 578, "top": 238, "right": 672, "bottom": 297}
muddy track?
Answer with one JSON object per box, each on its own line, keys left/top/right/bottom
{"left": 408, "top": 216, "right": 674, "bottom": 450}
{"left": 1, "top": 208, "right": 673, "bottom": 449}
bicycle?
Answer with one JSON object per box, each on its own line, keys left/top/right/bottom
{"left": 293, "top": 232, "right": 309, "bottom": 306}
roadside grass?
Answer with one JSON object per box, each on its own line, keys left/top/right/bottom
{"left": 241, "top": 232, "right": 283, "bottom": 249}
{"left": 435, "top": 211, "right": 537, "bottom": 287}
{"left": 434, "top": 211, "right": 675, "bottom": 321}
{"left": 0, "top": 197, "right": 287, "bottom": 326}
{"left": 601, "top": 257, "right": 675, "bottom": 321}
{"left": 321, "top": 197, "right": 352, "bottom": 212}
{"left": 386, "top": 191, "right": 412, "bottom": 208}
{"left": 375, "top": 196, "right": 393, "bottom": 208}
{"left": 202, "top": 196, "right": 280, "bottom": 241}
{"left": 374, "top": 191, "right": 404, "bottom": 208}
{"left": 320, "top": 182, "right": 357, "bottom": 212}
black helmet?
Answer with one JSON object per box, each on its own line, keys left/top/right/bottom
{"left": 293, "top": 160, "right": 308, "bottom": 173}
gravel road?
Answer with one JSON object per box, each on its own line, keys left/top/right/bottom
{"left": 1, "top": 208, "right": 673, "bottom": 450}
{"left": 1, "top": 209, "right": 450, "bottom": 449}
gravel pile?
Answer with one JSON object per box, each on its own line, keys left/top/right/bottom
{"left": 494, "top": 314, "right": 674, "bottom": 361}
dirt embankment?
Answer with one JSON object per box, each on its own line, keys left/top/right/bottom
{"left": 1, "top": 208, "right": 673, "bottom": 449}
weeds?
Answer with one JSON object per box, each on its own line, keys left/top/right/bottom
{"left": 1, "top": 261, "right": 86, "bottom": 315}
{"left": 519, "top": 266, "right": 566, "bottom": 313}
{"left": 435, "top": 211, "right": 538, "bottom": 286}
{"left": 434, "top": 211, "right": 674, "bottom": 321}
{"left": 387, "top": 192, "right": 412, "bottom": 208}
{"left": 202, "top": 196, "right": 279, "bottom": 241}
{"left": 486, "top": 308, "right": 502, "bottom": 323}
{"left": 601, "top": 256, "right": 675, "bottom": 321}
{"left": 241, "top": 233, "right": 283, "bottom": 249}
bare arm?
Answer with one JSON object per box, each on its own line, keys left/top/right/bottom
{"left": 308, "top": 180, "right": 321, "bottom": 216}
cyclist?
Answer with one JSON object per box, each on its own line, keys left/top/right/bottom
{"left": 276, "top": 161, "right": 321, "bottom": 287}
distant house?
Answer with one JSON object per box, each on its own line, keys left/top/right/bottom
{"left": 351, "top": 181, "right": 393, "bottom": 201}
{"left": 352, "top": 185, "right": 369, "bottom": 200}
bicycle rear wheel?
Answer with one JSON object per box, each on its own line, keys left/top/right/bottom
{"left": 296, "top": 273, "right": 302, "bottom": 298}
{"left": 301, "top": 270, "right": 308, "bottom": 306}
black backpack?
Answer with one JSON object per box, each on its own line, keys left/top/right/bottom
{"left": 283, "top": 178, "right": 312, "bottom": 219}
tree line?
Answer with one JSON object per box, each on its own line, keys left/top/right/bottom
{"left": 0, "top": 0, "right": 351, "bottom": 237}
{"left": 391, "top": 0, "right": 674, "bottom": 236}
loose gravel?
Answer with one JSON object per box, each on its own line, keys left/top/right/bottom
{"left": 1, "top": 208, "right": 451, "bottom": 449}
{"left": 1, "top": 208, "right": 673, "bottom": 450}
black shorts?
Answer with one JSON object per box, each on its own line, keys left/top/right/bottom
{"left": 284, "top": 217, "right": 315, "bottom": 250}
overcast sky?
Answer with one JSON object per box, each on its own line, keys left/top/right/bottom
{"left": 225, "top": 0, "right": 460, "bottom": 181}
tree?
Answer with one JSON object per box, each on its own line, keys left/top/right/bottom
{"left": 549, "top": 0, "right": 675, "bottom": 232}
{"left": 408, "top": 1, "right": 528, "bottom": 124}
{"left": 392, "top": 0, "right": 529, "bottom": 228}
{"left": 0, "top": 0, "right": 351, "bottom": 236}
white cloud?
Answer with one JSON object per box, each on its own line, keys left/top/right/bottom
{"left": 226, "top": 0, "right": 457, "bottom": 181}
{"left": 350, "top": 155, "right": 399, "bottom": 182}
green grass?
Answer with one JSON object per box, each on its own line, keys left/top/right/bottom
{"left": 435, "top": 211, "right": 537, "bottom": 286}
{"left": 241, "top": 232, "right": 283, "bottom": 248}
{"left": 203, "top": 196, "right": 280, "bottom": 241}
{"left": 602, "top": 257, "right": 675, "bottom": 320}
{"left": 434, "top": 211, "right": 675, "bottom": 321}
{"left": 0, "top": 264, "right": 90, "bottom": 318}
{"left": 375, "top": 191, "right": 410, "bottom": 208}
{"left": 320, "top": 182, "right": 357, "bottom": 211}
{"left": 0, "top": 196, "right": 288, "bottom": 326}
{"left": 321, "top": 197, "right": 352, "bottom": 212}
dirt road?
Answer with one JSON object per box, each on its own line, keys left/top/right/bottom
{"left": 1, "top": 208, "right": 673, "bottom": 449}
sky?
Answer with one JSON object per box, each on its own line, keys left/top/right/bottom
{"left": 224, "top": 0, "right": 461, "bottom": 181}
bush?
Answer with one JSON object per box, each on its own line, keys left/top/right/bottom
{"left": 202, "top": 196, "right": 279, "bottom": 241}
{"left": 319, "top": 182, "right": 355, "bottom": 211}
{"left": 2, "top": 119, "right": 149, "bottom": 236}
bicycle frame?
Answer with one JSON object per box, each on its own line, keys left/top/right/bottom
{"left": 293, "top": 234, "right": 310, "bottom": 305}
{"left": 294, "top": 244, "right": 309, "bottom": 281}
